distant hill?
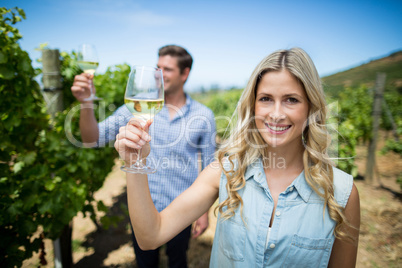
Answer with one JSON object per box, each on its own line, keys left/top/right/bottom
{"left": 322, "top": 50, "right": 402, "bottom": 97}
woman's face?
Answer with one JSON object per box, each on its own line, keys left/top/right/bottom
{"left": 254, "top": 69, "right": 309, "bottom": 151}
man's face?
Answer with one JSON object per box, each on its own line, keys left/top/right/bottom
{"left": 157, "top": 55, "right": 188, "bottom": 94}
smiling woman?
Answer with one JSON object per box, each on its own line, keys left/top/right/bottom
{"left": 254, "top": 69, "right": 309, "bottom": 150}
{"left": 115, "top": 47, "right": 361, "bottom": 268}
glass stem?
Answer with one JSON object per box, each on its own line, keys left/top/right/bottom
{"left": 89, "top": 76, "right": 94, "bottom": 98}
{"left": 136, "top": 148, "right": 142, "bottom": 165}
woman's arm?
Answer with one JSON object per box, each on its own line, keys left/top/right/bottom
{"left": 115, "top": 118, "right": 221, "bottom": 250}
{"left": 126, "top": 161, "right": 221, "bottom": 250}
{"left": 328, "top": 183, "right": 361, "bottom": 267}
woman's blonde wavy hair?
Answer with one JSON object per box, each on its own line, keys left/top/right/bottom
{"left": 217, "top": 47, "right": 352, "bottom": 241}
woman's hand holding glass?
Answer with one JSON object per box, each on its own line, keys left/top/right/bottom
{"left": 115, "top": 118, "right": 153, "bottom": 168}
{"left": 120, "top": 66, "right": 164, "bottom": 174}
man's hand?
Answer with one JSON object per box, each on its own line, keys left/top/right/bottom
{"left": 71, "top": 73, "right": 95, "bottom": 103}
{"left": 192, "top": 211, "right": 209, "bottom": 238}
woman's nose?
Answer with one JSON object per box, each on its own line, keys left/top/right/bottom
{"left": 269, "top": 104, "right": 286, "bottom": 121}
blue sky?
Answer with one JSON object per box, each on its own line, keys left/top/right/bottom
{"left": 4, "top": 0, "right": 402, "bottom": 91}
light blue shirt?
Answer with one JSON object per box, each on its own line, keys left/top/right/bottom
{"left": 97, "top": 94, "right": 216, "bottom": 212}
{"left": 210, "top": 158, "right": 353, "bottom": 267}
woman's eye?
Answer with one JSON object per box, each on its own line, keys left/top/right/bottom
{"left": 260, "top": 97, "right": 271, "bottom": 102}
{"left": 287, "top": 97, "right": 299, "bottom": 103}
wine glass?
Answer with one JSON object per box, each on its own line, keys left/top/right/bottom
{"left": 121, "top": 65, "right": 164, "bottom": 174}
{"left": 77, "top": 44, "right": 102, "bottom": 101}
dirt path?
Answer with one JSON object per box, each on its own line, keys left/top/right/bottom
{"left": 23, "top": 140, "right": 401, "bottom": 267}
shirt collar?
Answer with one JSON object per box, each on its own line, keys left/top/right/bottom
{"left": 245, "top": 158, "right": 264, "bottom": 182}
{"left": 244, "top": 158, "right": 269, "bottom": 190}
{"left": 290, "top": 170, "right": 313, "bottom": 202}
{"left": 185, "top": 93, "right": 192, "bottom": 105}
{"left": 182, "top": 93, "right": 192, "bottom": 114}
{"left": 244, "top": 157, "right": 313, "bottom": 202}
{"left": 163, "top": 93, "right": 192, "bottom": 121}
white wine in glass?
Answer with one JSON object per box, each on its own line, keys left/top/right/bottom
{"left": 77, "top": 44, "right": 102, "bottom": 101}
{"left": 77, "top": 61, "right": 99, "bottom": 75}
{"left": 121, "top": 65, "right": 164, "bottom": 174}
{"left": 124, "top": 98, "right": 164, "bottom": 121}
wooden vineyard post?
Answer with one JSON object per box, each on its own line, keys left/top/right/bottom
{"left": 42, "top": 49, "right": 72, "bottom": 268}
{"left": 365, "top": 73, "right": 386, "bottom": 185}
{"left": 42, "top": 49, "right": 63, "bottom": 119}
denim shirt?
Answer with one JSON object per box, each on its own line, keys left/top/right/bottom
{"left": 210, "top": 158, "right": 353, "bottom": 268}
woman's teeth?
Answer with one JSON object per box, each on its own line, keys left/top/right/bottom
{"left": 267, "top": 124, "right": 290, "bottom": 131}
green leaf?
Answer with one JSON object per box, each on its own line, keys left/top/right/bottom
{"left": 21, "top": 56, "right": 31, "bottom": 72}
{"left": 44, "top": 176, "right": 62, "bottom": 191}
{"left": 16, "top": 8, "right": 26, "bottom": 19}
{"left": 67, "top": 164, "right": 77, "bottom": 173}
{"left": 20, "top": 151, "right": 37, "bottom": 165}
{"left": 0, "top": 51, "right": 7, "bottom": 63}
{"left": 13, "top": 15, "right": 21, "bottom": 23}
{"left": 1, "top": 113, "right": 9, "bottom": 120}
{"left": 44, "top": 180, "right": 55, "bottom": 191}
{"left": 8, "top": 203, "right": 22, "bottom": 217}
{"left": 38, "top": 199, "right": 53, "bottom": 214}
{"left": 34, "top": 42, "right": 49, "bottom": 51}
{"left": 0, "top": 65, "right": 14, "bottom": 79}
{"left": 13, "top": 161, "right": 24, "bottom": 173}
{"left": 97, "top": 200, "right": 108, "bottom": 213}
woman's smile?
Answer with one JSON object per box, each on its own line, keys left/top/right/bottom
{"left": 265, "top": 122, "right": 292, "bottom": 134}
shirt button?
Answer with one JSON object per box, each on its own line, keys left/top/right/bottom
{"left": 270, "top": 243, "right": 276, "bottom": 249}
{"left": 289, "top": 186, "right": 294, "bottom": 192}
{"left": 276, "top": 211, "right": 281, "bottom": 216}
{"left": 258, "top": 172, "right": 261, "bottom": 177}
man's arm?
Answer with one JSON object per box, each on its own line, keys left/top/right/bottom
{"left": 79, "top": 103, "right": 99, "bottom": 144}
{"left": 71, "top": 73, "right": 99, "bottom": 144}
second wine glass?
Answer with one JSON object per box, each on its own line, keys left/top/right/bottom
{"left": 121, "top": 65, "right": 164, "bottom": 174}
{"left": 77, "top": 44, "right": 102, "bottom": 101}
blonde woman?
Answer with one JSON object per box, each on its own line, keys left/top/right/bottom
{"left": 115, "top": 48, "right": 360, "bottom": 267}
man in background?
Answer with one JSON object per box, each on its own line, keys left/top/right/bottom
{"left": 71, "top": 45, "right": 216, "bottom": 267}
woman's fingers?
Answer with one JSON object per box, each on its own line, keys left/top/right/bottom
{"left": 117, "top": 124, "right": 151, "bottom": 148}
{"left": 128, "top": 124, "right": 151, "bottom": 143}
{"left": 117, "top": 127, "right": 143, "bottom": 146}
{"left": 143, "top": 119, "right": 153, "bottom": 134}
{"left": 121, "top": 138, "right": 141, "bottom": 149}
{"left": 115, "top": 119, "right": 153, "bottom": 162}
{"left": 127, "top": 118, "right": 152, "bottom": 140}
